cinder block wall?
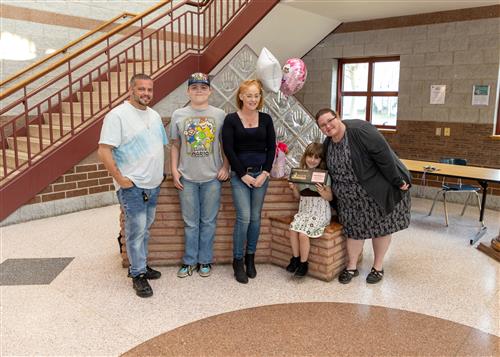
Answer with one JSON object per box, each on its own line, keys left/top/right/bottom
{"left": 295, "top": 10, "right": 500, "bottom": 198}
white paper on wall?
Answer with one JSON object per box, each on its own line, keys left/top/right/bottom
{"left": 430, "top": 85, "right": 446, "bottom": 105}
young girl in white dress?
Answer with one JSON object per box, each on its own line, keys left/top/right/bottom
{"left": 286, "top": 143, "right": 333, "bottom": 277}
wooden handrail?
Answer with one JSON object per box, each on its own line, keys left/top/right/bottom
{"left": 0, "top": 12, "right": 136, "bottom": 89}
{"left": 0, "top": 0, "right": 184, "bottom": 100}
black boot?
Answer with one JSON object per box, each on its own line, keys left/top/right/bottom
{"left": 245, "top": 253, "right": 257, "bottom": 278}
{"left": 286, "top": 256, "right": 300, "bottom": 273}
{"left": 294, "top": 261, "right": 308, "bottom": 278}
{"left": 233, "top": 258, "right": 248, "bottom": 284}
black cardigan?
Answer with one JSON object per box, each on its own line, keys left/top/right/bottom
{"left": 222, "top": 112, "right": 276, "bottom": 178}
{"left": 323, "top": 119, "right": 411, "bottom": 215}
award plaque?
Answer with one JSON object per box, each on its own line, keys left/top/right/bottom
{"left": 289, "top": 168, "right": 329, "bottom": 185}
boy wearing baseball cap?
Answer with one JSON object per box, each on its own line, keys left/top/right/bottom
{"left": 170, "top": 73, "right": 229, "bottom": 278}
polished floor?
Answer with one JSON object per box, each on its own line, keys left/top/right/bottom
{"left": 1, "top": 197, "right": 499, "bottom": 356}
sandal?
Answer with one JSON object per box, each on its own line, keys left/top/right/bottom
{"left": 338, "top": 268, "right": 359, "bottom": 284}
{"left": 366, "top": 267, "right": 384, "bottom": 284}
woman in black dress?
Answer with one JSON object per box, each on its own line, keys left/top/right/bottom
{"left": 315, "top": 108, "right": 411, "bottom": 284}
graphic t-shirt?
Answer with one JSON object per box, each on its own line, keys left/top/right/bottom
{"left": 170, "top": 105, "right": 225, "bottom": 182}
{"left": 99, "top": 101, "right": 168, "bottom": 190}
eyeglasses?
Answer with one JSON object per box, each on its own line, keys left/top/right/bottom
{"left": 318, "top": 115, "right": 337, "bottom": 130}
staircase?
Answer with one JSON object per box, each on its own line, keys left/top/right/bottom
{"left": 0, "top": 0, "right": 279, "bottom": 221}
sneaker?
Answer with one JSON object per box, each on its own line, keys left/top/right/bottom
{"left": 366, "top": 267, "right": 384, "bottom": 284}
{"left": 294, "top": 261, "right": 308, "bottom": 278}
{"left": 145, "top": 265, "right": 161, "bottom": 279}
{"left": 132, "top": 274, "right": 153, "bottom": 298}
{"left": 338, "top": 268, "right": 359, "bottom": 284}
{"left": 198, "top": 263, "right": 212, "bottom": 277}
{"left": 127, "top": 265, "right": 161, "bottom": 280}
{"left": 177, "top": 264, "right": 196, "bottom": 278}
{"left": 286, "top": 256, "right": 300, "bottom": 273}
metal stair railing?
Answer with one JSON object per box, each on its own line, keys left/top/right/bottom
{"left": 0, "top": 0, "right": 250, "bottom": 181}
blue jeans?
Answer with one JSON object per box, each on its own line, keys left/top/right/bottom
{"left": 178, "top": 177, "right": 222, "bottom": 265}
{"left": 230, "top": 172, "right": 269, "bottom": 259}
{"left": 117, "top": 185, "right": 160, "bottom": 278}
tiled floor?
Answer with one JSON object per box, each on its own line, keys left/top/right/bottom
{"left": 1, "top": 198, "right": 499, "bottom": 356}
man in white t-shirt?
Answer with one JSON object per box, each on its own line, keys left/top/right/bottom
{"left": 98, "top": 74, "right": 168, "bottom": 298}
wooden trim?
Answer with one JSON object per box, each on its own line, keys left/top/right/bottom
{"left": 0, "top": 12, "right": 137, "bottom": 88}
{"left": 496, "top": 94, "right": 500, "bottom": 136}
{"left": 334, "top": 5, "right": 500, "bottom": 33}
{"left": 0, "top": 0, "right": 280, "bottom": 221}
{"left": 0, "top": 0, "right": 175, "bottom": 100}
{"left": 1, "top": 4, "right": 113, "bottom": 31}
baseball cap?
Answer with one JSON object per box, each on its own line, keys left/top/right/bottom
{"left": 188, "top": 72, "right": 210, "bottom": 87}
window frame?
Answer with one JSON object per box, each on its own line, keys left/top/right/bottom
{"left": 496, "top": 93, "right": 500, "bottom": 136}
{"left": 337, "top": 56, "right": 400, "bottom": 129}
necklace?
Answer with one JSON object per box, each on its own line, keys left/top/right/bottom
{"left": 238, "top": 111, "right": 258, "bottom": 128}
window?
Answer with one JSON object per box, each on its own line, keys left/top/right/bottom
{"left": 496, "top": 90, "right": 500, "bottom": 136}
{"left": 337, "top": 56, "right": 400, "bottom": 128}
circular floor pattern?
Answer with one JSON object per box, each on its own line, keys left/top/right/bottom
{"left": 123, "top": 302, "right": 499, "bottom": 357}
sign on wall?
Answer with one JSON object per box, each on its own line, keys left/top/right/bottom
{"left": 472, "top": 85, "right": 490, "bottom": 106}
{"left": 430, "top": 84, "right": 446, "bottom": 105}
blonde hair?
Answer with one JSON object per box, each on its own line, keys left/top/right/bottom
{"left": 236, "top": 79, "right": 264, "bottom": 110}
{"left": 299, "top": 142, "right": 326, "bottom": 170}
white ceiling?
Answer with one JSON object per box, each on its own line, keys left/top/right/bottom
{"left": 281, "top": 0, "right": 499, "bottom": 22}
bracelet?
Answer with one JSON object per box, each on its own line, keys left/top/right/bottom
{"left": 262, "top": 171, "right": 270, "bottom": 177}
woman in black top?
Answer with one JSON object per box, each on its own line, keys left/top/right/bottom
{"left": 315, "top": 108, "right": 411, "bottom": 285}
{"left": 222, "top": 79, "right": 276, "bottom": 284}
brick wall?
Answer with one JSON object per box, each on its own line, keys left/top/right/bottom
{"left": 119, "top": 178, "right": 300, "bottom": 266}
{"left": 27, "top": 163, "right": 114, "bottom": 205}
{"left": 382, "top": 121, "right": 500, "bottom": 197}
{"left": 21, "top": 117, "right": 172, "bottom": 207}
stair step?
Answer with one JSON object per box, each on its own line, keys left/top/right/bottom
{"left": 120, "top": 61, "right": 158, "bottom": 74}
{"left": 61, "top": 102, "right": 105, "bottom": 115}
{"left": 77, "top": 91, "right": 112, "bottom": 104}
{"left": 29, "top": 124, "right": 71, "bottom": 140}
{"left": 7, "top": 137, "right": 52, "bottom": 154}
{"left": 91, "top": 81, "right": 123, "bottom": 95}
{"left": 43, "top": 113, "right": 85, "bottom": 127}
{"left": 4, "top": 149, "right": 28, "bottom": 169}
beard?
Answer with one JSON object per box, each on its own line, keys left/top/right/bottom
{"left": 132, "top": 93, "right": 151, "bottom": 107}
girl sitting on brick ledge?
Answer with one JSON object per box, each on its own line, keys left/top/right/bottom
{"left": 287, "top": 143, "right": 333, "bottom": 278}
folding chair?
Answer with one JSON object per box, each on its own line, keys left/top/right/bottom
{"left": 428, "top": 158, "right": 482, "bottom": 226}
